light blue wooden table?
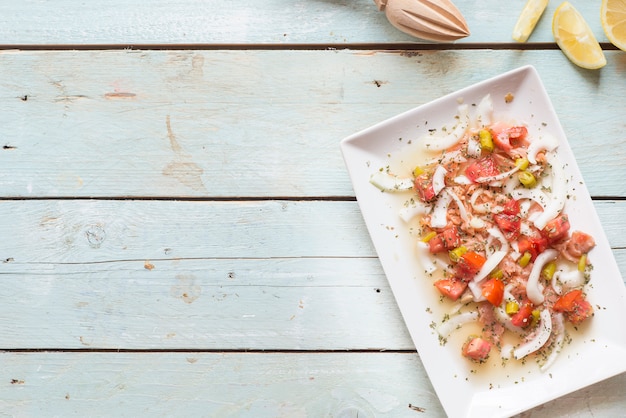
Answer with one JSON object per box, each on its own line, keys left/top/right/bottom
{"left": 0, "top": 1, "right": 623, "bottom": 416}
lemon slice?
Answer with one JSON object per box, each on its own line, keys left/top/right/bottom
{"left": 513, "top": 0, "right": 550, "bottom": 42}
{"left": 601, "top": 0, "right": 626, "bottom": 51}
{"left": 552, "top": 2, "right": 607, "bottom": 69}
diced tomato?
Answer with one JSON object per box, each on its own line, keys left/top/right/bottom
{"left": 413, "top": 174, "right": 436, "bottom": 203}
{"left": 553, "top": 289, "right": 594, "bottom": 325}
{"left": 566, "top": 231, "right": 596, "bottom": 258}
{"left": 492, "top": 126, "right": 528, "bottom": 151}
{"left": 542, "top": 214, "right": 570, "bottom": 243}
{"left": 507, "top": 126, "right": 528, "bottom": 139}
{"left": 493, "top": 199, "right": 521, "bottom": 241}
{"left": 428, "top": 228, "right": 460, "bottom": 254}
{"left": 427, "top": 235, "right": 445, "bottom": 254}
{"left": 456, "top": 251, "right": 487, "bottom": 278}
{"left": 482, "top": 278, "right": 505, "bottom": 306}
{"left": 553, "top": 289, "right": 582, "bottom": 311}
{"left": 510, "top": 302, "right": 534, "bottom": 328}
{"left": 494, "top": 212, "right": 521, "bottom": 240}
{"left": 517, "top": 230, "right": 548, "bottom": 261}
{"left": 434, "top": 277, "right": 468, "bottom": 301}
{"left": 493, "top": 199, "right": 522, "bottom": 241}
{"left": 465, "top": 156, "right": 500, "bottom": 182}
{"left": 501, "top": 198, "right": 520, "bottom": 216}
{"left": 462, "top": 336, "right": 491, "bottom": 362}
{"left": 441, "top": 227, "right": 461, "bottom": 250}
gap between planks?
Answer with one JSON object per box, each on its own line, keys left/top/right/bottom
{"left": 0, "top": 348, "right": 415, "bottom": 354}
{"left": 0, "top": 196, "right": 623, "bottom": 201}
{"left": 0, "top": 42, "right": 620, "bottom": 52}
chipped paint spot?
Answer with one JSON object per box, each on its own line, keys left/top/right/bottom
{"left": 165, "top": 115, "right": 183, "bottom": 153}
{"left": 170, "top": 274, "right": 202, "bottom": 304}
{"left": 162, "top": 115, "right": 207, "bottom": 192}
{"left": 55, "top": 94, "right": 89, "bottom": 103}
{"left": 163, "top": 161, "right": 206, "bottom": 191}
{"left": 191, "top": 54, "right": 205, "bottom": 78}
{"left": 104, "top": 92, "right": 136, "bottom": 99}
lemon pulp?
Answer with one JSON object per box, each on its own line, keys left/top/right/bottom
{"left": 552, "top": 2, "right": 607, "bottom": 70}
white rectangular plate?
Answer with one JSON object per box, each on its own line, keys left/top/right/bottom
{"left": 340, "top": 65, "right": 626, "bottom": 417}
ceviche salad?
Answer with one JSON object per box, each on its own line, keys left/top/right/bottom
{"left": 370, "top": 94, "right": 595, "bottom": 371}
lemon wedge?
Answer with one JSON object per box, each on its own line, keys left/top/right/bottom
{"left": 552, "top": 2, "right": 607, "bottom": 69}
{"left": 513, "top": 0, "right": 550, "bottom": 42}
{"left": 601, "top": 0, "right": 626, "bottom": 51}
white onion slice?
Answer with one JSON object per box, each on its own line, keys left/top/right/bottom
{"left": 487, "top": 226, "right": 510, "bottom": 253}
{"left": 527, "top": 133, "right": 559, "bottom": 164}
{"left": 533, "top": 152, "right": 567, "bottom": 230}
{"left": 511, "top": 188, "right": 550, "bottom": 209}
{"left": 425, "top": 150, "right": 467, "bottom": 166}
{"left": 468, "top": 282, "right": 486, "bottom": 302}
{"left": 494, "top": 306, "right": 526, "bottom": 334}
{"left": 369, "top": 172, "right": 413, "bottom": 192}
{"left": 469, "top": 217, "right": 486, "bottom": 229}
{"left": 437, "top": 311, "right": 479, "bottom": 337}
{"left": 432, "top": 165, "right": 447, "bottom": 196}
{"left": 466, "top": 136, "right": 482, "bottom": 158}
{"left": 504, "top": 174, "right": 550, "bottom": 210}
{"left": 444, "top": 189, "right": 470, "bottom": 224}
{"left": 420, "top": 104, "right": 469, "bottom": 151}
{"left": 474, "top": 250, "right": 508, "bottom": 283}
{"left": 469, "top": 189, "right": 492, "bottom": 214}
{"left": 474, "top": 165, "right": 520, "bottom": 184}
{"left": 430, "top": 192, "right": 452, "bottom": 228}
{"left": 540, "top": 313, "right": 565, "bottom": 372}
{"left": 527, "top": 249, "right": 558, "bottom": 305}
{"left": 398, "top": 201, "right": 432, "bottom": 223}
{"left": 468, "top": 250, "right": 508, "bottom": 300}
{"left": 416, "top": 241, "right": 438, "bottom": 274}
{"left": 553, "top": 268, "right": 585, "bottom": 292}
{"left": 514, "top": 309, "right": 552, "bottom": 359}
{"left": 550, "top": 270, "right": 563, "bottom": 295}
{"left": 472, "top": 94, "right": 493, "bottom": 128}
{"left": 453, "top": 175, "right": 472, "bottom": 185}
{"left": 494, "top": 284, "right": 527, "bottom": 333}
{"left": 500, "top": 343, "right": 514, "bottom": 360}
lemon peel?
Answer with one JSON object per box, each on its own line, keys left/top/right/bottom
{"left": 552, "top": 2, "right": 607, "bottom": 70}
{"left": 513, "top": 0, "right": 550, "bottom": 42}
{"left": 601, "top": 0, "right": 626, "bottom": 52}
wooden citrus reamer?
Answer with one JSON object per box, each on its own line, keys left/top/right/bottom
{"left": 373, "top": 0, "right": 470, "bottom": 42}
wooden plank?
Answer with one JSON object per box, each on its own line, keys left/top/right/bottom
{"left": 1, "top": 351, "right": 625, "bottom": 417}
{"left": 0, "top": 200, "right": 623, "bottom": 262}
{"left": 0, "top": 200, "right": 622, "bottom": 349}
{"left": 0, "top": 0, "right": 611, "bottom": 45}
{"left": 0, "top": 49, "right": 624, "bottom": 198}
{"left": 0, "top": 201, "right": 373, "bottom": 262}
{"left": 0, "top": 258, "right": 413, "bottom": 350}
{"left": 0, "top": 352, "right": 444, "bottom": 417}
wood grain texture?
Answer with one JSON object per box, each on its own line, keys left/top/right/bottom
{"left": 1, "top": 352, "right": 625, "bottom": 418}
{"left": 0, "top": 257, "right": 411, "bottom": 350}
{"left": 0, "top": 49, "right": 624, "bottom": 198}
{"left": 0, "top": 200, "right": 623, "bottom": 262}
{"left": 0, "top": 200, "right": 622, "bottom": 350}
{"left": 0, "top": 0, "right": 611, "bottom": 45}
